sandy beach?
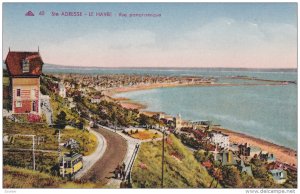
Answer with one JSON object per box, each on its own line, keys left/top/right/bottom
{"left": 106, "top": 82, "right": 297, "bottom": 167}
{"left": 113, "top": 97, "right": 146, "bottom": 109}
{"left": 105, "top": 81, "right": 288, "bottom": 96}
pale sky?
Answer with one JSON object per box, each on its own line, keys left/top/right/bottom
{"left": 3, "top": 3, "right": 297, "bottom": 68}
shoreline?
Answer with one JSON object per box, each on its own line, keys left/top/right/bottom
{"left": 104, "top": 81, "right": 290, "bottom": 96}
{"left": 106, "top": 82, "right": 297, "bottom": 167}
{"left": 214, "top": 126, "right": 297, "bottom": 166}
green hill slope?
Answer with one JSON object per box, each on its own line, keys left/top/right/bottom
{"left": 131, "top": 134, "right": 216, "bottom": 188}
{"left": 3, "top": 165, "right": 95, "bottom": 188}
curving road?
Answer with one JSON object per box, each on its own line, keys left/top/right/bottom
{"left": 74, "top": 128, "right": 107, "bottom": 179}
{"left": 80, "top": 127, "right": 127, "bottom": 187}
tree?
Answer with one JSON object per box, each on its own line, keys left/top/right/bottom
{"left": 241, "top": 172, "right": 260, "bottom": 188}
{"left": 55, "top": 111, "right": 67, "bottom": 129}
{"left": 194, "top": 149, "right": 206, "bottom": 162}
{"left": 221, "top": 166, "right": 243, "bottom": 188}
{"left": 252, "top": 165, "right": 268, "bottom": 179}
{"left": 139, "top": 114, "right": 148, "bottom": 126}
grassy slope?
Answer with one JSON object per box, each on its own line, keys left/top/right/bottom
{"left": 3, "top": 120, "right": 97, "bottom": 174}
{"left": 3, "top": 165, "right": 95, "bottom": 188}
{"left": 3, "top": 120, "right": 97, "bottom": 156}
{"left": 131, "top": 134, "right": 215, "bottom": 188}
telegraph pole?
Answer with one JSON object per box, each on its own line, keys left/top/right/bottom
{"left": 161, "top": 130, "right": 165, "bottom": 188}
{"left": 32, "top": 135, "right": 35, "bottom": 170}
{"left": 58, "top": 129, "right": 64, "bottom": 177}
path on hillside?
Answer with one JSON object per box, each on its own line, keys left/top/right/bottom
{"left": 74, "top": 128, "right": 107, "bottom": 179}
{"left": 80, "top": 127, "right": 127, "bottom": 186}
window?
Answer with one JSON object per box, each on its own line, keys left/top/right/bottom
{"left": 16, "top": 89, "right": 21, "bottom": 97}
{"left": 32, "top": 101, "right": 36, "bottom": 112}
{"left": 16, "top": 101, "right": 22, "bottom": 108}
{"left": 22, "top": 59, "right": 30, "bottom": 73}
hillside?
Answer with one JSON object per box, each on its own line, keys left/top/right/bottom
{"left": 3, "top": 165, "right": 95, "bottom": 188}
{"left": 131, "top": 134, "right": 216, "bottom": 188}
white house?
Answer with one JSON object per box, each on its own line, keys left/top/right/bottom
{"left": 91, "top": 96, "right": 101, "bottom": 104}
{"left": 210, "top": 131, "right": 229, "bottom": 150}
{"left": 269, "top": 169, "right": 287, "bottom": 184}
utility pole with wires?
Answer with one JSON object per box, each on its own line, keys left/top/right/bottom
{"left": 57, "top": 129, "right": 65, "bottom": 177}
{"left": 161, "top": 129, "right": 166, "bottom": 188}
{"left": 32, "top": 135, "right": 35, "bottom": 171}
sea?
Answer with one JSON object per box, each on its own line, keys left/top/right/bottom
{"left": 43, "top": 66, "right": 298, "bottom": 150}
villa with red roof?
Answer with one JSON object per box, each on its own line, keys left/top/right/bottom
{"left": 5, "top": 50, "right": 44, "bottom": 115}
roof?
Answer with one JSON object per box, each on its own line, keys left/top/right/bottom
{"left": 5, "top": 51, "right": 44, "bottom": 77}
{"left": 93, "top": 95, "right": 101, "bottom": 99}
{"left": 270, "top": 169, "right": 284, "bottom": 174}
{"left": 63, "top": 153, "right": 82, "bottom": 161}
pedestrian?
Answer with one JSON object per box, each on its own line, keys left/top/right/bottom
{"left": 122, "top": 170, "right": 126, "bottom": 181}
{"left": 122, "top": 162, "right": 126, "bottom": 171}
{"left": 114, "top": 169, "right": 118, "bottom": 179}
{"left": 116, "top": 165, "right": 120, "bottom": 179}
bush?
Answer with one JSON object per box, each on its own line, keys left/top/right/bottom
{"left": 27, "top": 114, "right": 41, "bottom": 123}
{"left": 221, "top": 166, "right": 243, "bottom": 188}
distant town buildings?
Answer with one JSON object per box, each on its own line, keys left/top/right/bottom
{"left": 5, "top": 50, "right": 43, "bottom": 115}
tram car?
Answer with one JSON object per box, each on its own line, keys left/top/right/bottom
{"left": 59, "top": 153, "right": 83, "bottom": 177}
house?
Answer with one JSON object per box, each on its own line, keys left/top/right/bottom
{"left": 156, "top": 112, "right": 165, "bottom": 120}
{"left": 259, "top": 151, "right": 276, "bottom": 163}
{"left": 269, "top": 169, "right": 287, "bottom": 184}
{"left": 5, "top": 50, "right": 43, "bottom": 114}
{"left": 229, "top": 143, "right": 240, "bottom": 153}
{"left": 237, "top": 160, "right": 253, "bottom": 176}
{"left": 215, "top": 150, "right": 237, "bottom": 166}
{"left": 173, "top": 114, "right": 182, "bottom": 130}
{"left": 238, "top": 143, "right": 261, "bottom": 159}
{"left": 267, "top": 161, "right": 297, "bottom": 173}
{"left": 91, "top": 95, "right": 101, "bottom": 104}
{"left": 58, "top": 81, "right": 66, "bottom": 98}
{"left": 210, "top": 131, "right": 229, "bottom": 150}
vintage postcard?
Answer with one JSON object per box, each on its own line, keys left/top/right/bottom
{"left": 1, "top": 2, "right": 298, "bottom": 192}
